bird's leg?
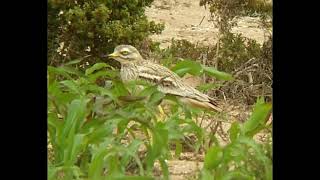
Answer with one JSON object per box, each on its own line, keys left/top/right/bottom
{"left": 157, "top": 105, "right": 166, "bottom": 121}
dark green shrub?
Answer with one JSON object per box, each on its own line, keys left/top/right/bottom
{"left": 48, "top": 0, "right": 164, "bottom": 67}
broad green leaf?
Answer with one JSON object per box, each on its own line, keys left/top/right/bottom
{"left": 229, "top": 122, "right": 241, "bottom": 142}
{"left": 120, "top": 139, "right": 143, "bottom": 167}
{"left": 48, "top": 166, "right": 64, "bottom": 180}
{"left": 182, "top": 120, "right": 204, "bottom": 150}
{"left": 48, "top": 165, "right": 57, "bottom": 180}
{"left": 200, "top": 169, "right": 214, "bottom": 180}
{"left": 175, "top": 140, "right": 182, "bottom": 157}
{"left": 238, "top": 137, "right": 272, "bottom": 180}
{"left": 204, "top": 146, "right": 223, "bottom": 170}
{"left": 60, "top": 80, "right": 82, "bottom": 95}
{"left": 85, "top": 125, "right": 113, "bottom": 144}
{"left": 71, "top": 166, "right": 84, "bottom": 180}
{"left": 107, "top": 154, "right": 121, "bottom": 177}
{"left": 63, "top": 58, "right": 85, "bottom": 66}
{"left": 112, "top": 80, "right": 130, "bottom": 97}
{"left": 59, "top": 66, "right": 83, "bottom": 77}
{"left": 202, "top": 66, "right": 233, "bottom": 80}
{"left": 197, "top": 83, "right": 222, "bottom": 92}
{"left": 159, "top": 158, "right": 169, "bottom": 180}
{"left": 138, "top": 85, "right": 158, "bottom": 97}
{"left": 242, "top": 98, "right": 272, "bottom": 136}
{"left": 85, "top": 63, "right": 109, "bottom": 76}
{"left": 145, "top": 124, "right": 168, "bottom": 172}
{"left": 174, "top": 68, "right": 193, "bottom": 76}
{"left": 221, "top": 171, "right": 253, "bottom": 180}
{"left": 48, "top": 113, "right": 63, "bottom": 132}
{"left": 148, "top": 91, "right": 165, "bottom": 106}
{"left": 165, "top": 115, "right": 185, "bottom": 140}
{"left": 171, "top": 59, "right": 202, "bottom": 76}
{"left": 60, "top": 99, "right": 88, "bottom": 145}
{"left": 64, "top": 130, "right": 85, "bottom": 166}
{"left": 88, "top": 138, "right": 114, "bottom": 179}
{"left": 223, "top": 143, "right": 246, "bottom": 163}
{"left": 87, "top": 70, "right": 109, "bottom": 82}
{"left": 48, "top": 66, "right": 72, "bottom": 79}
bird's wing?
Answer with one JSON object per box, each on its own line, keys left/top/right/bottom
{"left": 136, "top": 61, "right": 217, "bottom": 104}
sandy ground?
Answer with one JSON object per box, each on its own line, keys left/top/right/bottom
{"left": 146, "top": 0, "right": 269, "bottom": 49}
{"left": 144, "top": 0, "right": 272, "bottom": 179}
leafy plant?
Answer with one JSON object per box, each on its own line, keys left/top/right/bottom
{"left": 200, "top": 97, "right": 272, "bottom": 180}
{"left": 48, "top": 0, "right": 164, "bottom": 67}
{"left": 48, "top": 60, "right": 217, "bottom": 179}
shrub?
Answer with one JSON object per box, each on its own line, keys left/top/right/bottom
{"left": 48, "top": 0, "right": 164, "bottom": 67}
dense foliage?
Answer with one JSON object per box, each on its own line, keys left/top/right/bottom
{"left": 48, "top": 60, "right": 272, "bottom": 179}
{"left": 48, "top": 0, "right": 164, "bottom": 66}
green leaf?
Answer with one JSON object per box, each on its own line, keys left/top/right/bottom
{"left": 63, "top": 58, "right": 85, "bottom": 66}
{"left": 120, "top": 139, "right": 144, "bottom": 172}
{"left": 138, "top": 85, "right": 158, "bottom": 97}
{"left": 242, "top": 98, "right": 272, "bottom": 136}
{"left": 175, "top": 140, "right": 182, "bottom": 157}
{"left": 159, "top": 158, "right": 169, "bottom": 180}
{"left": 200, "top": 169, "right": 214, "bottom": 180}
{"left": 197, "top": 83, "right": 222, "bottom": 92}
{"left": 48, "top": 66, "right": 72, "bottom": 79}
{"left": 107, "top": 154, "right": 121, "bottom": 177}
{"left": 85, "top": 63, "right": 110, "bottom": 76}
{"left": 88, "top": 138, "right": 114, "bottom": 179}
{"left": 221, "top": 171, "right": 253, "bottom": 180}
{"left": 63, "top": 132, "right": 85, "bottom": 166}
{"left": 48, "top": 165, "right": 60, "bottom": 180}
{"left": 202, "top": 66, "right": 233, "bottom": 80}
{"left": 87, "top": 70, "right": 115, "bottom": 82}
{"left": 60, "top": 80, "right": 82, "bottom": 95}
{"left": 148, "top": 91, "right": 165, "bottom": 106}
{"left": 60, "top": 99, "right": 88, "bottom": 146}
{"left": 171, "top": 59, "right": 202, "bottom": 76}
{"left": 145, "top": 123, "right": 169, "bottom": 172}
{"left": 112, "top": 80, "right": 130, "bottom": 97}
{"left": 85, "top": 124, "right": 112, "bottom": 144}
{"left": 204, "top": 146, "right": 223, "bottom": 170}
{"left": 229, "top": 122, "right": 241, "bottom": 142}
{"left": 59, "top": 66, "right": 83, "bottom": 77}
{"left": 237, "top": 137, "right": 272, "bottom": 180}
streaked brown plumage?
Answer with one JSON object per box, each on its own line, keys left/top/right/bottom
{"left": 108, "top": 45, "right": 222, "bottom": 112}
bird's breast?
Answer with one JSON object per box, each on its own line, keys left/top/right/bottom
{"left": 120, "top": 64, "right": 139, "bottom": 82}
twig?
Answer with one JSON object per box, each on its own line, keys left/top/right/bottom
{"left": 199, "top": 16, "right": 206, "bottom": 26}
{"left": 199, "top": 112, "right": 206, "bottom": 128}
{"left": 210, "top": 121, "right": 221, "bottom": 136}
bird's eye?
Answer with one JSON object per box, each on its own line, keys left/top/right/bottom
{"left": 121, "top": 51, "right": 129, "bottom": 55}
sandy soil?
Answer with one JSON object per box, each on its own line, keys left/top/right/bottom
{"left": 146, "top": 0, "right": 269, "bottom": 49}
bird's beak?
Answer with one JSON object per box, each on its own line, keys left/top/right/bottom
{"left": 107, "top": 52, "right": 119, "bottom": 58}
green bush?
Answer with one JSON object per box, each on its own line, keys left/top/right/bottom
{"left": 47, "top": 61, "right": 212, "bottom": 179}
{"left": 200, "top": 98, "right": 272, "bottom": 180}
{"left": 48, "top": 0, "right": 164, "bottom": 66}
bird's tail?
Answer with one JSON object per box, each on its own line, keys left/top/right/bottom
{"left": 180, "top": 97, "right": 223, "bottom": 112}
{"left": 207, "top": 97, "right": 223, "bottom": 112}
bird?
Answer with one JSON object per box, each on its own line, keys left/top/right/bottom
{"left": 107, "top": 45, "right": 222, "bottom": 112}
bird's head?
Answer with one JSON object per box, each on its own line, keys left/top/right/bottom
{"left": 107, "top": 45, "right": 143, "bottom": 64}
